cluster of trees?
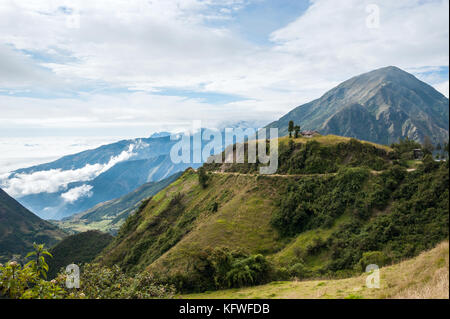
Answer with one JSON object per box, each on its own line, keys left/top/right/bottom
{"left": 271, "top": 158, "right": 448, "bottom": 278}
{"left": 326, "top": 161, "right": 448, "bottom": 273}
{"left": 198, "top": 167, "right": 210, "bottom": 188}
{"left": 162, "top": 248, "right": 271, "bottom": 293}
{"left": 391, "top": 136, "right": 449, "bottom": 160}
{"left": 288, "top": 120, "right": 301, "bottom": 138}
{"left": 271, "top": 167, "right": 371, "bottom": 236}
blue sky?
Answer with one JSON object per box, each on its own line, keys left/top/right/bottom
{"left": 206, "top": 0, "right": 310, "bottom": 46}
{"left": 0, "top": 0, "right": 448, "bottom": 143}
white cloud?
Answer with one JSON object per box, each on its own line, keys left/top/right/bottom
{"left": 0, "top": 45, "right": 54, "bottom": 88}
{"left": 61, "top": 184, "right": 93, "bottom": 203}
{"left": 0, "top": 144, "right": 136, "bottom": 197}
{"left": 0, "top": 91, "right": 283, "bottom": 132}
{"left": 0, "top": 0, "right": 447, "bottom": 137}
{"left": 434, "top": 81, "right": 449, "bottom": 98}
{"left": 0, "top": 136, "right": 126, "bottom": 174}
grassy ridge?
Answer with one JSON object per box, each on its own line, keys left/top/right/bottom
{"left": 204, "top": 135, "right": 393, "bottom": 174}
{"left": 98, "top": 170, "right": 284, "bottom": 274}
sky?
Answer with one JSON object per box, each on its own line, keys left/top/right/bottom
{"left": 0, "top": 0, "right": 449, "bottom": 170}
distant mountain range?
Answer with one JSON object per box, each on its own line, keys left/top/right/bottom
{"left": 267, "top": 66, "right": 449, "bottom": 145}
{"left": 0, "top": 135, "right": 199, "bottom": 220}
{"left": 0, "top": 187, "right": 66, "bottom": 262}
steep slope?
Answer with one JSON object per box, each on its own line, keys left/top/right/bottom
{"left": 184, "top": 241, "right": 449, "bottom": 299}
{"left": 47, "top": 230, "right": 113, "bottom": 279}
{"left": 0, "top": 188, "right": 66, "bottom": 263}
{"left": 1, "top": 125, "right": 257, "bottom": 220}
{"left": 99, "top": 136, "right": 448, "bottom": 293}
{"left": 267, "top": 66, "right": 449, "bottom": 145}
{"left": 57, "top": 172, "right": 183, "bottom": 235}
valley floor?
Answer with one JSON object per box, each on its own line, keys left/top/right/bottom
{"left": 181, "top": 241, "right": 449, "bottom": 299}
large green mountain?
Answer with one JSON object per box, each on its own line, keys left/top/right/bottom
{"left": 266, "top": 66, "right": 449, "bottom": 145}
{"left": 98, "top": 135, "right": 449, "bottom": 293}
{"left": 0, "top": 188, "right": 66, "bottom": 263}
{"left": 56, "top": 172, "right": 183, "bottom": 235}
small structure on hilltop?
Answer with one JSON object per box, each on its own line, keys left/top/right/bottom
{"left": 301, "top": 130, "right": 319, "bottom": 138}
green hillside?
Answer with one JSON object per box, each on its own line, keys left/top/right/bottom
{"left": 0, "top": 188, "right": 66, "bottom": 263}
{"left": 56, "top": 172, "right": 182, "bottom": 235}
{"left": 183, "top": 241, "right": 449, "bottom": 299}
{"left": 98, "top": 136, "right": 449, "bottom": 293}
{"left": 47, "top": 230, "right": 113, "bottom": 279}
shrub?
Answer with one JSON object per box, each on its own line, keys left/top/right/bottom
{"left": 306, "top": 237, "right": 327, "bottom": 255}
{"left": 356, "top": 251, "right": 389, "bottom": 272}
{"left": 0, "top": 243, "right": 176, "bottom": 299}
{"left": 225, "top": 254, "right": 270, "bottom": 288}
{"left": 77, "top": 263, "right": 175, "bottom": 299}
{"left": 167, "top": 247, "right": 271, "bottom": 292}
{"left": 288, "top": 262, "right": 310, "bottom": 279}
{"left": 0, "top": 244, "right": 68, "bottom": 299}
{"left": 390, "top": 137, "right": 422, "bottom": 160}
{"left": 198, "top": 167, "right": 209, "bottom": 188}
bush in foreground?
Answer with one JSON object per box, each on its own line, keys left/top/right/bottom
{"left": 0, "top": 243, "right": 175, "bottom": 299}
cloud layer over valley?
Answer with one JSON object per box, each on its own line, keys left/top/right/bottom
{"left": 0, "top": 144, "right": 136, "bottom": 198}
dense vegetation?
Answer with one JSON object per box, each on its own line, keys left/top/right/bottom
{"left": 271, "top": 167, "right": 371, "bottom": 236}
{"left": 184, "top": 241, "right": 449, "bottom": 299}
{"left": 160, "top": 248, "right": 271, "bottom": 292}
{"left": 96, "top": 135, "right": 448, "bottom": 294}
{"left": 0, "top": 244, "right": 174, "bottom": 299}
{"left": 47, "top": 230, "right": 113, "bottom": 279}
{"left": 271, "top": 159, "right": 448, "bottom": 279}
{"left": 326, "top": 159, "right": 448, "bottom": 272}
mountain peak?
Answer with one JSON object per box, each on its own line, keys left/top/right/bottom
{"left": 374, "top": 65, "right": 404, "bottom": 73}
{"left": 347, "top": 66, "right": 415, "bottom": 84}
{"left": 267, "top": 67, "right": 449, "bottom": 145}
